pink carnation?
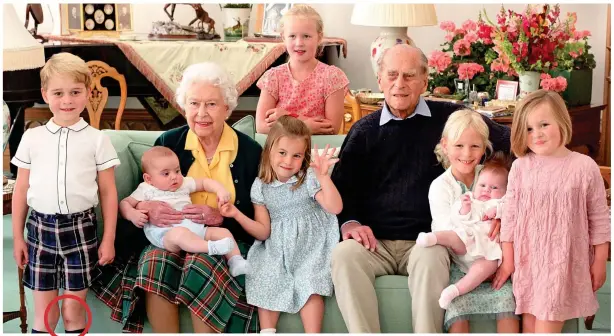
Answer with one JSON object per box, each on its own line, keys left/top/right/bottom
{"left": 462, "top": 19, "right": 478, "bottom": 32}
{"left": 573, "top": 30, "right": 591, "bottom": 40}
{"left": 464, "top": 31, "right": 479, "bottom": 44}
{"left": 440, "top": 21, "right": 456, "bottom": 32}
{"left": 453, "top": 39, "right": 471, "bottom": 56}
{"left": 457, "top": 63, "right": 485, "bottom": 80}
{"left": 445, "top": 34, "right": 454, "bottom": 42}
{"left": 540, "top": 75, "right": 567, "bottom": 93}
{"left": 428, "top": 50, "right": 453, "bottom": 73}
{"left": 454, "top": 28, "right": 467, "bottom": 36}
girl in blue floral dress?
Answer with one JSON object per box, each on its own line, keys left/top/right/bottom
{"left": 220, "top": 116, "right": 341, "bottom": 333}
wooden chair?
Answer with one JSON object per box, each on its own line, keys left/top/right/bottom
{"left": 342, "top": 91, "right": 362, "bottom": 134}
{"left": 584, "top": 166, "right": 611, "bottom": 330}
{"left": 85, "top": 61, "right": 127, "bottom": 130}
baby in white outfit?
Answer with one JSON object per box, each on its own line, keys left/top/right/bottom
{"left": 120, "top": 146, "right": 248, "bottom": 277}
{"left": 417, "top": 159, "right": 509, "bottom": 309}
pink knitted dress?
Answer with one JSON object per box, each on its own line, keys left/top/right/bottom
{"left": 501, "top": 151, "right": 610, "bottom": 321}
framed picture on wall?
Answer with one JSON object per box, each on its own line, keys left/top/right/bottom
{"left": 496, "top": 80, "right": 519, "bottom": 101}
{"left": 61, "top": 4, "right": 84, "bottom": 34}
{"left": 254, "top": 3, "right": 292, "bottom": 36}
{"left": 116, "top": 4, "right": 133, "bottom": 31}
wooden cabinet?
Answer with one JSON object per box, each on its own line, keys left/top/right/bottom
{"left": 343, "top": 93, "right": 606, "bottom": 160}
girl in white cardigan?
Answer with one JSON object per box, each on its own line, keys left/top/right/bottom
{"left": 425, "top": 109, "right": 519, "bottom": 333}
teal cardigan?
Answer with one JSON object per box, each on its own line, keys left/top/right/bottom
{"left": 155, "top": 125, "right": 262, "bottom": 244}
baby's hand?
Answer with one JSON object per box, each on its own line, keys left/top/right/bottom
{"left": 128, "top": 209, "right": 148, "bottom": 228}
{"left": 459, "top": 195, "right": 472, "bottom": 215}
{"left": 217, "top": 191, "right": 231, "bottom": 207}
{"left": 483, "top": 207, "right": 497, "bottom": 221}
{"left": 219, "top": 202, "right": 238, "bottom": 218}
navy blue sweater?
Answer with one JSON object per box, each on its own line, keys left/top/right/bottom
{"left": 330, "top": 101, "right": 511, "bottom": 241}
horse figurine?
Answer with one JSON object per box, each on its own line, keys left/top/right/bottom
{"left": 163, "top": 3, "right": 216, "bottom": 34}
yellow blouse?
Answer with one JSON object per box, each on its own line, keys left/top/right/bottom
{"left": 185, "top": 123, "right": 238, "bottom": 208}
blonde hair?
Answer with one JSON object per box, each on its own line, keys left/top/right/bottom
{"left": 434, "top": 109, "right": 493, "bottom": 169}
{"left": 40, "top": 53, "right": 91, "bottom": 90}
{"left": 279, "top": 5, "right": 324, "bottom": 51}
{"left": 141, "top": 146, "right": 178, "bottom": 174}
{"left": 259, "top": 116, "right": 312, "bottom": 190}
{"left": 511, "top": 89, "right": 572, "bottom": 157}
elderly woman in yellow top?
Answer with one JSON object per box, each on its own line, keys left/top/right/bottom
{"left": 94, "top": 62, "right": 261, "bottom": 333}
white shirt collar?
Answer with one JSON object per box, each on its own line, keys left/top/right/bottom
{"left": 270, "top": 175, "right": 298, "bottom": 187}
{"left": 45, "top": 118, "right": 89, "bottom": 134}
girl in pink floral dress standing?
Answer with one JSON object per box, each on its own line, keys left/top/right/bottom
{"left": 494, "top": 90, "right": 610, "bottom": 333}
{"left": 255, "top": 5, "right": 349, "bottom": 135}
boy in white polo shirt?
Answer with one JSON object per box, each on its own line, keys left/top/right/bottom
{"left": 11, "top": 53, "right": 120, "bottom": 334}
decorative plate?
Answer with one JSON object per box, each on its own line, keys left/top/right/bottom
{"left": 85, "top": 19, "right": 95, "bottom": 30}
{"left": 94, "top": 9, "right": 105, "bottom": 24}
{"left": 85, "top": 4, "right": 94, "bottom": 15}
{"left": 105, "top": 19, "right": 114, "bottom": 30}
{"left": 104, "top": 4, "right": 114, "bottom": 15}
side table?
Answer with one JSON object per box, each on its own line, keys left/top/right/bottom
{"left": 3, "top": 179, "right": 28, "bottom": 333}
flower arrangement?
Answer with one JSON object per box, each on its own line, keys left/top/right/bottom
{"left": 479, "top": 4, "right": 574, "bottom": 74}
{"left": 428, "top": 18, "right": 515, "bottom": 98}
{"left": 540, "top": 73, "right": 568, "bottom": 92}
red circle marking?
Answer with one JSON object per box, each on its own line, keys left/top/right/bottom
{"left": 44, "top": 294, "right": 92, "bottom": 336}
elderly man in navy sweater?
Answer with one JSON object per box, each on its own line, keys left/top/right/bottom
{"left": 330, "top": 44, "right": 511, "bottom": 333}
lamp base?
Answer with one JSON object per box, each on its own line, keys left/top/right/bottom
{"left": 370, "top": 27, "right": 415, "bottom": 76}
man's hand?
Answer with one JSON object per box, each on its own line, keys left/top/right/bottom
{"left": 98, "top": 239, "right": 115, "bottom": 266}
{"left": 13, "top": 238, "right": 28, "bottom": 269}
{"left": 127, "top": 209, "right": 148, "bottom": 228}
{"left": 341, "top": 221, "right": 377, "bottom": 252}
{"left": 459, "top": 194, "right": 472, "bottom": 215}
{"left": 492, "top": 259, "right": 514, "bottom": 290}
{"left": 182, "top": 204, "right": 224, "bottom": 226}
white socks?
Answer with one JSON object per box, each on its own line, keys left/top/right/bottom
{"left": 439, "top": 284, "right": 460, "bottom": 309}
{"left": 260, "top": 328, "right": 276, "bottom": 333}
{"left": 228, "top": 255, "right": 248, "bottom": 277}
{"left": 207, "top": 237, "right": 234, "bottom": 255}
{"left": 416, "top": 232, "right": 438, "bottom": 247}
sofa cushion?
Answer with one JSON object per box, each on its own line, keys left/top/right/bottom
{"left": 232, "top": 115, "right": 256, "bottom": 139}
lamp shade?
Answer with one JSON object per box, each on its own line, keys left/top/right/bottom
{"left": 3, "top": 4, "right": 45, "bottom": 71}
{"left": 351, "top": 4, "right": 438, "bottom": 27}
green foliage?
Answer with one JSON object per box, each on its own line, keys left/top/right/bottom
{"left": 222, "top": 4, "right": 251, "bottom": 9}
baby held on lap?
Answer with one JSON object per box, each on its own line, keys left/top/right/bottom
{"left": 120, "top": 146, "right": 248, "bottom": 277}
{"left": 417, "top": 160, "right": 510, "bottom": 309}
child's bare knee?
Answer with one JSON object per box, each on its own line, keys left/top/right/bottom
{"left": 61, "top": 299, "right": 86, "bottom": 327}
{"left": 163, "top": 227, "right": 192, "bottom": 253}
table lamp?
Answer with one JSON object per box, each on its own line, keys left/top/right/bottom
{"left": 351, "top": 4, "right": 437, "bottom": 76}
{"left": 3, "top": 3, "right": 45, "bottom": 159}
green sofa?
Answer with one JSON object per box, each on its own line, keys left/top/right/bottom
{"left": 94, "top": 127, "right": 579, "bottom": 333}
{"left": 2, "top": 123, "right": 579, "bottom": 333}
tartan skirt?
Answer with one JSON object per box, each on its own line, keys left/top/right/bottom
{"left": 91, "top": 241, "right": 258, "bottom": 333}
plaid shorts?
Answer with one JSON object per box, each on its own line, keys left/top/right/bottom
{"left": 24, "top": 208, "right": 99, "bottom": 291}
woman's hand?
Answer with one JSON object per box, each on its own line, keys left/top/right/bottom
{"left": 310, "top": 144, "right": 339, "bottom": 177}
{"left": 182, "top": 204, "right": 224, "bottom": 226}
{"left": 138, "top": 201, "right": 183, "bottom": 227}
{"left": 492, "top": 259, "right": 514, "bottom": 290}
{"left": 98, "top": 239, "right": 115, "bottom": 266}
{"left": 265, "top": 108, "right": 289, "bottom": 127}
{"left": 13, "top": 238, "right": 28, "bottom": 269}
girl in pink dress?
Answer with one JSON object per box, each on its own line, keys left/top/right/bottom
{"left": 255, "top": 5, "right": 349, "bottom": 135}
{"left": 494, "top": 90, "right": 610, "bottom": 333}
